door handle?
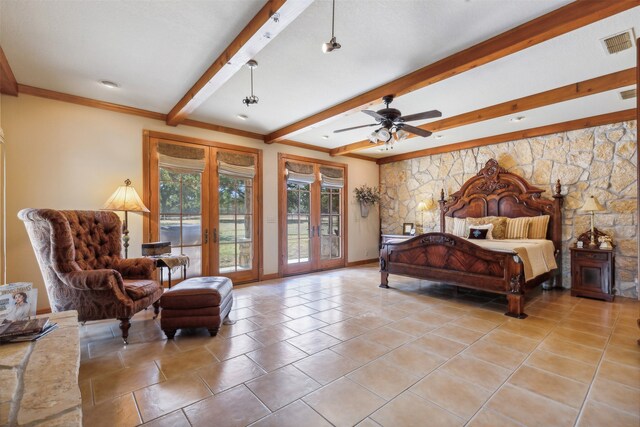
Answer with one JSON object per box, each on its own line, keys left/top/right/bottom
{"left": 213, "top": 228, "right": 218, "bottom": 243}
{"left": 204, "top": 229, "right": 209, "bottom": 244}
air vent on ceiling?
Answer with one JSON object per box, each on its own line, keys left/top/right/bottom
{"left": 620, "top": 88, "right": 637, "bottom": 100}
{"left": 600, "top": 29, "right": 635, "bottom": 55}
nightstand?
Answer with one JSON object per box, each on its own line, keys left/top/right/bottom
{"left": 570, "top": 246, "right": 615, "bottom": 302}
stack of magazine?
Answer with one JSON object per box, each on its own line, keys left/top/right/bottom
{"left": 0, "top": 317, "right": 58, "bottom": 343}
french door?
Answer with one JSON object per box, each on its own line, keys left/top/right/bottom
{"left": 145, "top": 133, "right": 261, "bottom": 284}
{"left": 279, "top": 154, "right": 347, "bottom": 275}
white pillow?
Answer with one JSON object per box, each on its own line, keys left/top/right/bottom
{"left": 451, "top": 217, "right": 467, "bottom": 237}
{"left": 467, "top": 223, "right": 494, "bottom": 239}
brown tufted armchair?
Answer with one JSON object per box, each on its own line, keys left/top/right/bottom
{"left": 18, "top": 209, "right": 163, "bottom": 343}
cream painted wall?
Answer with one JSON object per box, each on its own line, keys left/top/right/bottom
{"left": 0, "top": 94, "right": 380, "bottom": 310}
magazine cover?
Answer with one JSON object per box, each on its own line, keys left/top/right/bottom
{"left": 0, "top": 283, "right": 38, "bottom": 322}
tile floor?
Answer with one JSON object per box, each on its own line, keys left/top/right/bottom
{"left": 79, "top": 265, "right": 640, "bottom": 427}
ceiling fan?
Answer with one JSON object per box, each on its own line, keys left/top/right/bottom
{"left": 334, "top": 95, "right": 442, "bottom": 148}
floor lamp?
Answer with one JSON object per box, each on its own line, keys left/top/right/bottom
{"left": 102, "top": 179, "right": 149, "bottom": 258}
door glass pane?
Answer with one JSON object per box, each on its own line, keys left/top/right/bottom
{"left": 286, "top": 180, "right": 311, "bottom": 265}
{"left": 218, "top": 172, "right": 254, "bottom": 273}
{"left": 320, "top": 186, "right": 342, "bottom": 261}
{"left": 181, "top": 246, "right": 202, "bottom": 279}
{"left": 320, "top": 193, "right": 329, "bottom": 214}
{"left": 182, "top": 215, "right": 201, "bottom": 245}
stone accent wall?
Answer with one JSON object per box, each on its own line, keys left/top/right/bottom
{"left": 380, "top": 121, "right": 638, "bottom": 298}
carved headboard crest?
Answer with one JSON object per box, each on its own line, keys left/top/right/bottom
{"left": 475, "top": 159, "right": 508, "bottom": 194}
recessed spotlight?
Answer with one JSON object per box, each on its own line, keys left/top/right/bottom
{"left": 509, "top": 116, "right": 526, "bottom": 123}
{"left": 100, "top": 80, "right": 119, "bottom": 89}
{"left": 236, "top": 114, "right": 248, "bottom": 120}
{"left": 322, "top": 135, "right": 329, "bottom": 140}
{"left": 435, "top": 135, "right": 444, "bottom": 139}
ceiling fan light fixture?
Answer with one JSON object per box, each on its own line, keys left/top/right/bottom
{"left": 368, "top": 132, "right": 378, "bottom": 143}
{"left": 322, "top": 0, "right": 341, "bottom": 53}
{"left": 377, "top": 128, "right": 391, "bottom": 142}
{"left": 395, "top": 129, "right": 408, "bottom": 142}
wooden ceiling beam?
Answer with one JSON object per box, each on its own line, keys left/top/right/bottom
{"left": 265, "top": 0, "right": 639, "bottom": 144}
{"left": 0, "top": 44, "right": 18, "bottom": 96}
{"left": 376, "top": 109, "right": 637, "bottom": 165}
{"left": 166, "top": 0, "right": 313, "bottom": 127}
{"left": 330, "top": 67, "right": 637, "bottom": 156}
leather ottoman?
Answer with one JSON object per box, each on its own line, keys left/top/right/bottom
{"left": 160, "top": 276, "right": 233, "bottom": 339}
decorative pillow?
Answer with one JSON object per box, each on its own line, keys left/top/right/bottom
{"left": 451, "top": 217, "right": 467, "bottom": 237}
{"left": 467, "top": 223, "right": 494, "bottom": 239}
{"left": 528, "top": 215, "right": 550, "bottom": 239}
{"left": 466, "top": 216, "right": 507, "bottom": 239}
{"left": 505, "top": 217, "right": 531, "bottom": 239}
{"left": 468, "top": 228, "right": 489, "bottom": 239}
{"left": 444, "top": 217, "right": 454, "bottom": 234}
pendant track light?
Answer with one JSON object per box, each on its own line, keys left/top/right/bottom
{"left": 322, "top": 0, "right": 341, "bottom": 53}
{"left": 242, "top": 60, "right": 259, "bottom": 106}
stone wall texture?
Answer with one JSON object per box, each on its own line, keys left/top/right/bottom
{"left": 380, "top": 120, "right": 638, "bottom": 299}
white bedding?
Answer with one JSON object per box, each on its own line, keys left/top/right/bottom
{"left": 467, "top": 239, "right": 557, "bottom": 281}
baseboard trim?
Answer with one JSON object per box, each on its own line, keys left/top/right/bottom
{"left": 260, "top": 273, "right": 280, "bottom": 281}
{"left": 36, "top": 307, "right": 52, "bottom": 315}
{"left": 346, "top": 258, "right": 378, "bottom": 267}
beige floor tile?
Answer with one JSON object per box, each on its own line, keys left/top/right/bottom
{"left": 525, "top": 350, "right": 596, "bottom": 384}
{"left": 184, "top": 385, "right": 270, "bottom": 427}
{"left": 466, "top": 408, "right": 523, "bottom": 427}
{"left": 547, "top": 327, "right": 608, "bottom": 350}
{"left": 407, "top": 310, "right": 451, "bottom": 328}
{"left": 320, "top": 320, "right": 368, "bottom": 341}
{"left": 348, "top": 313, "right": 394, "bottom": 331}
{"left": 359, "top": 326, "right": 415, "bottom": 349}
{"left": 381, "top": 344, "right": 446, "bottom": 377}
{"left": 134, "top": 374, "right": 212, "bottom": 422}
{"left": 441, "top": 355, "right": 512, "bottom": 391}
{"left": 247, "top": 312, "right": 293, "bottom": 328}
{"left": 205, "top": 334, "right": 264, "bottom": 361}
{"left": 303, "top": 299, "right": 341, "bottom": 312}
{"left": 355, "top": 418, "right": 382, "bottom": 427}
{"left": 331, "top": 337, "right": 391, "bottom": 364}
{"left": 310, "top": 308, "right": 351, "bottom": 324}
{"left": 79, "top": 353, "right": 124, "bottom": 381}
{"left": 91, "top": 362, "right": 165, "bottom": 403}
{"left": 347, "top": 358, "right": 419, "bottom": 400}
{"left": 82, "top": 393, "right": 141, "bottom": 427}
{"left": 603, "top": 345, "right": 640, "bottom": 367}
{"left": 303, "top": 378, "right": 385, "bottom": 427}
{"left": 141, "top": 410, "right": 190, "bottom": 427}
{"left": 282, "top": 316, "right": 328, "bottom": 334}
{"left": 247, "top": 325, "right": 299, "bottom": 346}
{"left": 577, "top": 399, "right": 640, "bottom": 427}
{"left": 589, "top": 378, "right": 640, "bottom": 415}
{"left": 481, "top": 329, "right": 539, "bottom": 354}
{"left": 280, "top": 305, "right": 318, "bottom": 319}
{"left": 538, "top": 337, "right": 602, "bottom": 365}
{"left": 508, "top": 365, "right": 588, "bottom": 409}
{"left": 246, "top": 341, "right": 308, "bottom": 372}
{"left": 452, "top": 316, "right": 500, "bottom": 334}
{"left": 286, "top": 330, "right": 341, "bottom": 355}
{"left": 463, "top": 340, "right": 527, "bottom": 370}
{"left": 562, "top": 319, "right": 612, "bottom": 337}
{"left": 370, "top": 390, "right": 464, "bottom": 427}
{"left": 115, "top": 339, "right": 182, "bottom": 367}
{"left": 219, "top": 318, "right": 261, "bottom": 338}
{"left": 246, "top": 365, "right": 320, "bottom": 411}
{"left": 431, "top": 324, "right": 484, "bottom": 345}
{"left": 597, "top": 360, "right": 640, "bottom": 390}
{"left": 486, "top": 384, "right": 578, "bottom": 427}
{"left": 411, "top": 370, "right": 492, "bottom": 420}
{"left": 496, "top": 321, "right": 549, "bottom": 340}
{"left": 609, "top": 334, "right": 640, "bottom": 352}
{"left": 249, "top": 400, "right": 332, "bottom": 427}
{"left": 283, "top": 296, "right": 312, "bottom": 307}
{"left": 410, "top": 333, "right": 467, "bottom": 358}
{"left": 230, "top": 307, "right": 259, "bottom": 320}
{"left": 293, "top": 349, "right": 362, "bottom": 385}
{"left": 387, "top": 318, "right": 436, "bottom": 336}
{"left": 154, "top": 347, "right": 218, "bottom": 379}
{"left": 423, "top": 304, "right": 469, "bottom": 319}
{"left": 196, "top": 354, "right": 266, "bottom": 394}
{"left": 171, "top": 333, "right": 222, "bottom": 352}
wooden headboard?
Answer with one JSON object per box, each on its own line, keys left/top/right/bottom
{"left": 439, "top": 159, "right": 564, "bottom": 252}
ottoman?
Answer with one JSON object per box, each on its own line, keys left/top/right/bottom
{"left": 160, "top": 276, "right": 233, "bottom": 339}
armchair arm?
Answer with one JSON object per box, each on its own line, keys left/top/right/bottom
{"left": 59, "top": 269, "right": 125, "bottom": 292}
{"left": 114, "top": 257, "right": 156, "bottom": 279}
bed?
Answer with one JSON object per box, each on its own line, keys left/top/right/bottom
{"left": 379, "top": 159, "right": 564, "bottom": 318}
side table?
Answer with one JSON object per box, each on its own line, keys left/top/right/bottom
{"left": 149, "top": 255, "right": 189, "bottom": 288}
{"left": 570, "top": 246, "right": 615, "bottom": 302}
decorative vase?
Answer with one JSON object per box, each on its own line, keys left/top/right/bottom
{"left": 360, "top": 202, "right": 370, "bottom": 218}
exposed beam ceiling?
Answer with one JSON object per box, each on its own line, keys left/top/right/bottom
{"left": 330, "top": 67, "right": 637, "bottom": 156}
{"left": 376, "top": 109, "right": 637, "bottom": 165}
{"left": 0, "top": 44, "right": 18, "bottom": 96}
{"left": 264, "top": 0, "right": 639, "bottom": 144}
{"left": 166, "top": 0, "right": 313, "bottom": 127}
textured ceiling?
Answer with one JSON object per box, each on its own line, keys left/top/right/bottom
{"left": 0, "top": 0, "right": 637, "bottom": 159}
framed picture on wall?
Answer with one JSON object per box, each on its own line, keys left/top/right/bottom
{"left": 402, "top": 223, "right": 414, "bottom": 235}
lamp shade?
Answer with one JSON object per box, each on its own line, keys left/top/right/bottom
{"left": 581, "top": 196, "right": 604, "bottom": 212}
{"left": 101, "top": 179, "right": 149, "bottom": 213}
{"left": 416, "top": 202, "right": 427, "bottom": 212}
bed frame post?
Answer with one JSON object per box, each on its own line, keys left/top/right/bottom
{"left": 438, "top": 189, "right": 446, "bottom": 233}
{"left": 506, "top": 264, "right": 527, "bottom": 319}
{"left": 552, "top": 179, "right": 564, "bottom": 289}
{"left": 379, "top": 247, "right": 389, "bottom": 289}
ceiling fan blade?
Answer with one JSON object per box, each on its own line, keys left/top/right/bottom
{"left": 362, "top": 110, "right": 386, "bottom": 121}
{"left": 401, "top": 124, "right": 432, "bottom": 138}
{"left": 399, "top": 110, "right": 442, "bottom": 122}
{"left": 333, "top": 123, "right": 378, "bottom": 133}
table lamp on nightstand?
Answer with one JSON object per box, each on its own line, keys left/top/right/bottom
{"left": 581, "top": 195, "right": 604, "bottom": 247}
